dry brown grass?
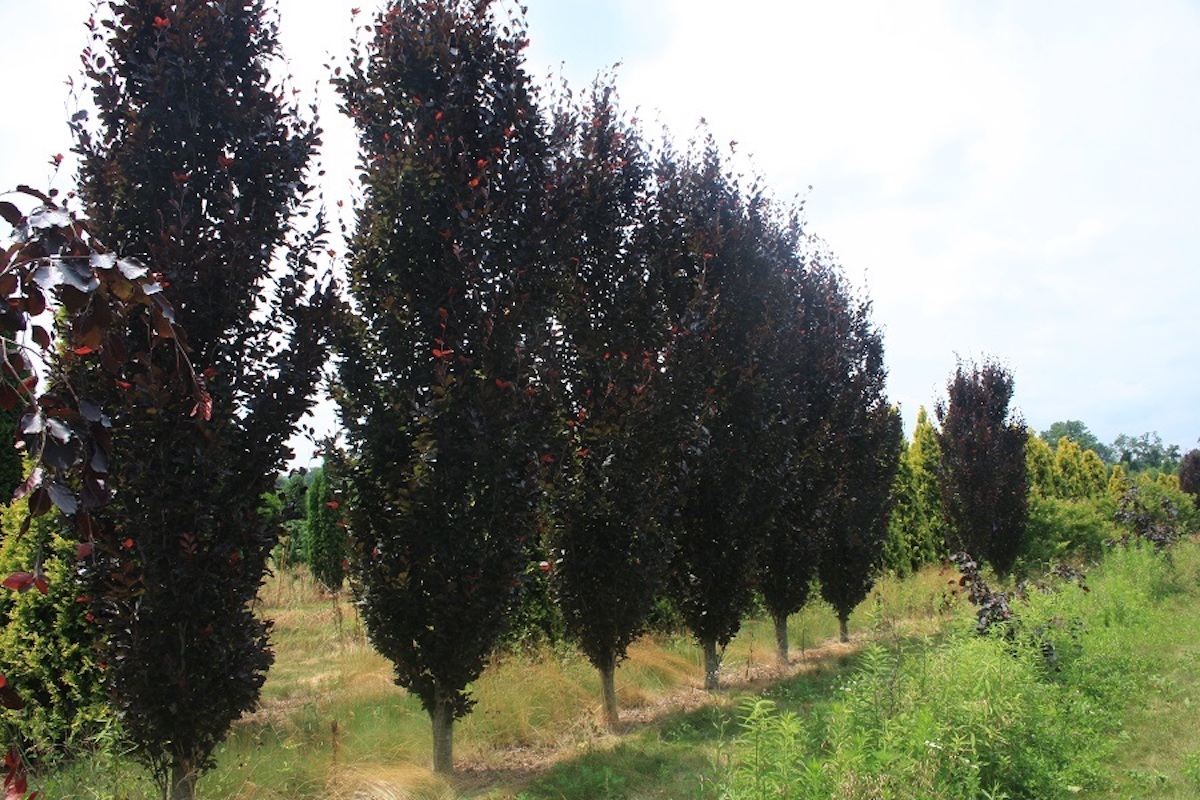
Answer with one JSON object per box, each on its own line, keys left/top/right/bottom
{"left": 219, "top": 562, "right": 965, "bottom": 798}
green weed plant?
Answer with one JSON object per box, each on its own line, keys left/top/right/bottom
{"left": 719, "top": 540, "right": 1187, "bottom": 800}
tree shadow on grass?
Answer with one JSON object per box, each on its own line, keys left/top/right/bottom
{"left": 453, "top": 635, "right": 883, "bottom": 798}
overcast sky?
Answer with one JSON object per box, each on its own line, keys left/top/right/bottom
{"left": 2, "top": 0, "right": 1197, "bottom": 461}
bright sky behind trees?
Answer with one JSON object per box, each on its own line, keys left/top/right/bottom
{"left": 2, "top": 0, "right": 1197, "bottom": 456}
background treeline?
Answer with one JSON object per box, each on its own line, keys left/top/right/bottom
{"left": 0, "top": 0, "right": 1198, "bottom": 795}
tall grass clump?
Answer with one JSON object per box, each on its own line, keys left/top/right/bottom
{"left": 720, "top": 539, "right": 1191, "bottom": 799}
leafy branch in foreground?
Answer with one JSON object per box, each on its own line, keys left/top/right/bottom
{"left": 0, "top": 185, "right": 205, "bottom": 799}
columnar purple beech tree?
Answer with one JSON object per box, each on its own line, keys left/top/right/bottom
{"left": 542, "top": 84, "right": 674, "bottom": 728}
{"left": 801, "top": 269, "right": 900, "bottom": 643}
{"left": 936, "top": 359, "right": 1030, "bottom": 576}
{"left": 755, "top": 250, "right": 846, "bottom": 665}
{"left": 1177, "top": 449, "right": 1200, "bottom": 500}
{"left": 818, "top": 400, "right": 903, "bottom": 643}
{"left": 654, "top": 140, "right": 782, "bottom": 691}
{"left": 71, "top": 2, "right": 331, "bottom": 796}
{"left": 333, "top": 0, "right": 551, "bottom": 774}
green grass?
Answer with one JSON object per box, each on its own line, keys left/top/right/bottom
{"left": 32, "top": 543, "right": 1200, "bottom": 799}
{"left": 1082, "top": 540, "right": 1200, "bottom": 800}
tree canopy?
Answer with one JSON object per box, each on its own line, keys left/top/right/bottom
{"left": 540, "top": 82, "right": 675, "bottom": 727}
{"left": 936, "top": 359, "right": 1029, "bottom": 575}
{"left": 1039, "top": 420, "right": 1113, "bottom": 463}
{"left": 70, "top": 1, "right": 331, "bottom": 795}
{"left": 333, "top": 0, "right": 551, "bottom": 773}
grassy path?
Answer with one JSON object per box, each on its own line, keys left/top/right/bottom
{"left": 1083, "top": 554, "right": 1200, "bottom": 800}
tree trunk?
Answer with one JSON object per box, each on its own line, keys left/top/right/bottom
{"left": 702, "top": 638, "right": 721, "bottom": 691}
{"left": 169, "top": 760, "right": 197, "bottom": 800}
{"left": 431, "top": 692, "right": 455, "bottom": 775}
{"left": 599, "top": 658, "right": 619, "bottom": 730}
{"left": 838, "top": 611, "right": 850, "bottom": 643}
{"left": 773, "top": 611, "right": 790, "bottom": 666}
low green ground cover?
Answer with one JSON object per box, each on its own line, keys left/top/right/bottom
{"left": 29, "top": 540, "right": 1200, "bottom": 798}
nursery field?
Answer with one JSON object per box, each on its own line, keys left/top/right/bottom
{"left": 39, "top": 539, "right": 1200, "bottom": 799}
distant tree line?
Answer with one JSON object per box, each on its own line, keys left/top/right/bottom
{"left": 1038, "top": 421, "right": 1185, "bottom": 474}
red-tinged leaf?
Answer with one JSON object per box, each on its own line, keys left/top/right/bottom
{"left": 25, "top": 287, "right": 46, "bottom": 317}
{"left": 122, "top": 538, "right": 134, "bottom": 549}
{"left": 190, "top": 388, "right": 213, "bottom": 420}
{"left": 577, "top": 448, "right": 590, "bottom": 457}
{"left": 15, "top": 186, "right": 49, "bottom": 203}
{"left": 153, "top": 15, "right": 170, "bottom": 29}
{"left": 431, "top": 348, "right": 452, "bottom": 359}
{"left": 494, "top": 378, "right": 512, "bottom": 390}
{"left": 325, "top": 500, "right": 340, "bottom": 510}
{"left": 539, "top": 453, "right": 556, "bottom": 464}
{"left": 12, "top": 468, "right": 41, "bottom": 502}
{"left": 32, "top": 575, "right": 48, "bottom": 595}
{"left": 0, "top": 274, "right": 16, "bottom": 297}
{"left": 0, "top": 674, "right": 5, "bottom": 689}
{"left": 30, "top": 325, "right": 51, "bottom": 350}
{"left": 0, "top": 202, "right": 21, "bottom": 228}
{"left": 5, "top": 765, "right": 27, "bottom": 796}
{"left": 2, "top": 573, "right": 34, "bottom": 592}
{"left": 73, "top": 345, "right": 95, "bottom": 356}
{"left": 76, "top": 511, "right": 99, "bottom": 541}
{"left": 76, "top": 541, "right": 94, "bottom": 559}
{"left": 28, "top": 486, "right": 51, "bottom": 517}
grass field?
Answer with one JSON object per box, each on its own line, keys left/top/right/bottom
{"left": 37, "top": 539, "right": 1200, "bottom": 799}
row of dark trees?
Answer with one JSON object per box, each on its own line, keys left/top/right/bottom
{"left": 0, "top": 0, "right": 1057, "bottom": 795}
{"left": 328, "top": 0, "right": 905, "bottom": 773}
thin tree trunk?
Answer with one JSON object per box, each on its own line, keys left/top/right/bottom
{"left": 702, "top": 638, "right": 721, "bottom": 691}
{"left": 431, "top": 692, "right": 455, "bottom": 775}
{"left": 838, "top": 611, "right": 850, "bottom": 643}
{"left": 773, "top": 611, "right": 790, "bottom": 665}
{"left": 169, "top": 760, "right": 197, "bottom": 800}
{"left": 599, "top": 658, "right": 619, "bottom": 730}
